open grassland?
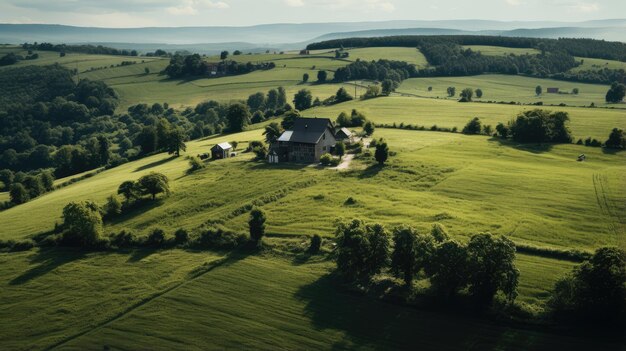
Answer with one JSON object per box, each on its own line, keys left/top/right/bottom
{"left": 570, "top": 56, "right": 626, "bottom": 72}
{"left": 462, "top": 45, "right": 541, "bottom": 56}
{"left": 2, "top": 128, "right": 624, "bottom": 254}
{"left": 397, "top": 74, "right": 614, "bottom": 107}
{"left": 346, "top": 47, "right": 429, "bottom": 67}
{"left": 306, "top": 96, "right": 625, "bottom": 140}
{"left": 0, "top": 47, "right": 165, "bottom": 73}
{"left": 1, "top": 249, "right": 617, "bottom": 351}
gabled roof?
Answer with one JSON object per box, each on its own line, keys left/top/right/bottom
{"left": 277, "top": 130, "right": 293, "bottom": 142}
{"left": 336, "top": 127, "right": 352, "bottom": 137}
{"left": 285, "top": 117, "right": 334, "bottom": 144}
{"left": 212, "top": 142, "right": 232, "bottom": 150}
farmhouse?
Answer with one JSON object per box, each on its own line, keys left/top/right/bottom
{"left": 547, "top": 87, "right": 560, "bottom": 93}
{"left": 211, "top": 142, "right": 232, "bottom": 159}
{"left": 270, "top": 117, "right": 336, "bottom": 163}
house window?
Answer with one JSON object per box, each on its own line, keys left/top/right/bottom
{"left": 323, "top": 146, "right": 326, "bottom": 151}
{"left": 323, "top": 134, "right": 326, "bottom": 140}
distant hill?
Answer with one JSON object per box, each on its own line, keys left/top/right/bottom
{"left": 0, "top": 19, "right": 624, "bottom": 48}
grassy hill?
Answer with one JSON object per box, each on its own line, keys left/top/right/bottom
{"left": 1, "top": 43, "right": 625, "bottom": 350}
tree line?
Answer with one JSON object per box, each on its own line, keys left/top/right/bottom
{"left": 164, "top": 53, "right": 275, "bottom": 79}
{"left": 306, "top": 35, "right": 626, "bottom": 62}
{"left": 21, "top": 42, "right": 139, "bottom": 56}
{"left": 333, "top": 218, "right": 625, "bottom": 324}
{"left": 308, "top": 35, "right": 625, "bottom": 85}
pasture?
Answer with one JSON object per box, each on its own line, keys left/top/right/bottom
{"left": 2, "top": 249, "right": 615, "bottom": 351}
{"left": 462, "top": 45, "right": 541, "bottom": 56}
{"left": 397, "top": 74, "right": 614, "bottom": 107}
{"left": 1, "top": 43, "right": 625, "bottom": 350}
{"left": 305, "top": 96, "right": 625, "bottom": 140}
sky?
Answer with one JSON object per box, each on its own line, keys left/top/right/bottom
{"left": 0, "top": 0, "right": 623, "bottom": 27}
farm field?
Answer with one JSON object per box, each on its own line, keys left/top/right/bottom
{"left": 305, "top": 96, "right": 625, "bottom": 140}
{"left": 463, "top": 45, "right": 541, "bottom": 56}
{"left": 1, "top": 39, "right": 626, "bottom": 350}
{"left": 570, "top": 56, "right": 626, "bottom": 72}
{"left": 346, "top": 47, "right": 429, "bottom": 67}
{"left": 397, "top": 74, "right": 615, "bottom": 107}
{"left": 2, "top": 249, "right": 615, "bottom": 351}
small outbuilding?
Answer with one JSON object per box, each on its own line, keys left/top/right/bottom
{"left": 547, "top": 87, "right": 560, "bottom": 94}
{"left": 335, "top": 127, "right": 353, "bottom": 143}
{"left": 211, "top": 142, "right": 233, "bottom": 159}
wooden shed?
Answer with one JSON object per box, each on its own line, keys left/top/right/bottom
{"left": 211, "top": 142, "right": 232, "bottom": 159}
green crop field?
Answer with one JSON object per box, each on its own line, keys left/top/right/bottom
{"left": 305, "top": 96, "right": 625, "bottom": 140}
{"left": 397, "top": 74, "right": 615, "bottom": 107}
{"left": 3, "top": 249, "right": 615, "bottom": 351}
{"left": 571, "top": 56, "right": 626, "bottom": 72}
{"left": 1, "top": 44, "right": 625, "bottom": 350}
{"left": 462, "top": 45, "right": 541, "bottom": 56}
{"left": 346, "top": 47, "right": 429, "bottom": 67}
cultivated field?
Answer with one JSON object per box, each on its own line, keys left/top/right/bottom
{"left": 397, "top": 74, "right": 615, "bottom": 107}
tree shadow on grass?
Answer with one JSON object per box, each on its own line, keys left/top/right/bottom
{"left": 107, "top": 198, "right": 165, "bottom": 226}
{"left": 133, "top": 155, "right": 178, "bottom": 173}
{"left": 601, "top": 147, "right": 624, "bottom": 155}
{"left": 248, "top": 161, "right": 310, "bottom": 171}
{"left": 9, "top": 248, "right": 87, "bottom": 285}
{"left": 294, "top": 273, "right": 611, "bottom": 351}
{"left": 488, "top": 137, "right": 554, "bottom": 154}
{"left": 358, "top": 163, "right": 385, "bottom": 179}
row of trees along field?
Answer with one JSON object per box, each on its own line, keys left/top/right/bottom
{"left": 310, "top": 36, "right": 626, "bottom": 85}
{"left": 21, "top": 42, "right": 140, "bottom": 56}
{"left": 164, "top": 53, "right": 276, "bottom": 78}
{"left": 333, "top": 218, "right": 626, "bottom": 325}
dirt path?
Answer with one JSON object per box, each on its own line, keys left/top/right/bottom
{"left": 333, "top": 153, "right": 354, "bottom": 171}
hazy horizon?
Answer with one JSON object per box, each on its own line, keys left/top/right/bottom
{"left": 0, "top": 0, "right": 624, "bottom": 28}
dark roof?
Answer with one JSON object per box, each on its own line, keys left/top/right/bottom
{"left": 285, "top": 117, "right": 334, "bottom": 144}
{"left": 336, "top": 127, "right": 352, "bottom": 138}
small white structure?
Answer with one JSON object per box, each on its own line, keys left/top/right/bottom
{"left": 268, "top": 151, "right": 280, "bottom": 164}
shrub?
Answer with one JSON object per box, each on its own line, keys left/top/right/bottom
{"left": 174, "top": 228, "right": 190, "bottom": 245}
{"left": 319, "top": 153, "right": 334, "bottom": 166}
{"left": 147, "top": 228, "right": 166, "bottom": 247}
{"left": 9, "top": 183, "right": 29, "bottom": 204}
{"left": 187, "top": 156, "right": 205, "bottom": 173}
{"left": 252, "top": 145, "right": 268, "bottom": 160}
{"left": 111, "top": 229, "right": 137, "bottom": 248}
{"left": 430, "top": 223, "right": 449, "bottom": 242}
{"left": 363, "top": 121, "right": 375, "bottom": 136}
{"left": 309, "top": 234, "right": 322, "bottom": 253}
{"left": 462, "top": 117, "right": 482, "bottom": 135}
{"left": 605, "top": 128, "right": 625, "bottom": 149}
{"left": 104, "top": 195, "right": 122, "bottom": 217}
{"left": 195, "top": 227, "right": 246, "bottom": 249}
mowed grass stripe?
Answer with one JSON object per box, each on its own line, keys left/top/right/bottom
{"left": 59, "top": 256, "right": 616, "bottom": 351}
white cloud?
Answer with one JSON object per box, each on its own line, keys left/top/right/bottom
{"left": 366, "top": 0, "right": 395, "bottom": 12}
{"left": 166, "top": 0, "right": 229, "bottom": 15}
{"left": 506, "top": 0, "right": 523, "bottom": 6}
{"left": 571, "top": 2, "right": 599, "bottom": 12}
{"left": 284, "top": 0, "right": 305, "bottom": 7}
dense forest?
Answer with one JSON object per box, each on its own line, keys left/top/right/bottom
{"left": 0, "top": 64, "right": 294, "bottom": 206}
{"left": 164, "top": 53, "right": 276, "bottom": 79}
{"left": 310, "top": 35, "right": 626, "bottom": 84}
{"left": 307, "top": 35, "right": 626, "bottom": 62}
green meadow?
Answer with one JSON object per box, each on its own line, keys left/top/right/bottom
{"left": 463, "top": 45, "right": 541, "bottom": 56}
{"left": 1, "top": 44, "right": 625, "bottom": 350}
{"left": 397, "top": 74, "right": 614, "bottom": 107}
